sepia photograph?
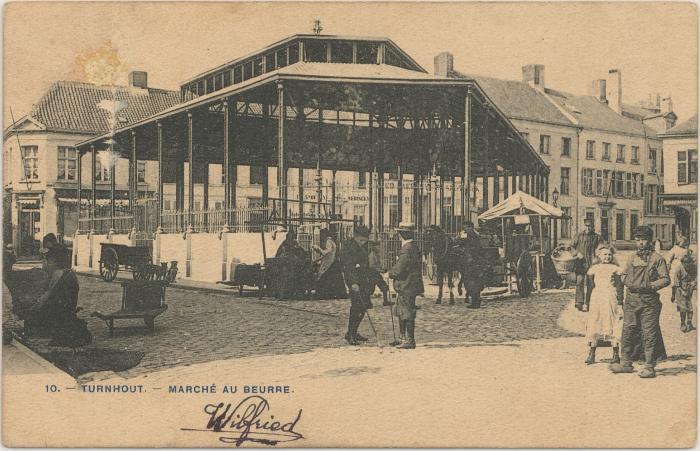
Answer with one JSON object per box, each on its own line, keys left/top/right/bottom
{"left": 2, "top": 1, "right": 697, "bottom": 447}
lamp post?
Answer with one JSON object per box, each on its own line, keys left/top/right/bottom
{"left": 552, "top": 188, "right": 559, "bottom": 247}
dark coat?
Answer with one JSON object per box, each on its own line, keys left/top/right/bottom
{"left": 388, "top": 241, "right": 424, "bottom": 297}
{"left": 340, "top": 238, "right": 372, "bottom": 292}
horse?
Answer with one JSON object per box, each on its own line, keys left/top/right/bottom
{"left": 423, "top": 225, "right": 465, "bottom": 305}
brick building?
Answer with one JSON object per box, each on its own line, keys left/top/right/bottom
{"left": 434, "top": 53, "right": 676, "bottom": 247}
{"left": 3, "top": 74, "right": 180, "bottom": 257}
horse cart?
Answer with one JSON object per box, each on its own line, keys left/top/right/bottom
{"left": 99, "top": 243, "right": 178, "bottom": 283}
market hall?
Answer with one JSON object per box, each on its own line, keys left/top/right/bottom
{"left": 71, "top": 34, "right": 550, "bottom": 283}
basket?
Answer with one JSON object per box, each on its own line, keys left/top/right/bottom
{"left": 551, "top": 255, "right": 576, "bottom": 274}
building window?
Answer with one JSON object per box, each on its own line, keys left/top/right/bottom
{"left": 600, "top": 208, "right": 611, "bottom": 241}
{"left": 539, "top": 135, "right": 550, "bottom": 155}
{"left": 603, "top": 170, "right": 611, "bottom": 197}
{"left": 330, "top": 42, "right": 353, "bottom": 63}
{"left": 630, "top": 211, "right": 639, "bottom": 239}
{"left": 560, "top": 207, "right": 571, "bottom": 239}
{"left": 691, "top": 150, "right": 698, "bottom": 183}
{"left": 616, "top": 144, "right": 626, "bottom": 162}
{"left": 94, "top": 160, "right": 110, "bottom": 182}
{"left": 595, "top": 169, "right": 603, "bottom": 196}
{"left": 57, "top": 146, "right": 77, "bottom": 181}
{"left": 614, "top": 171, "right": 624, "bottom": 197}
{"left": 678, "top": 151, "right": 687, "bottom": 184}
{"left": 648, "top": 148, "right": 657, "bottom": 173}
{"left": 250, "top": 166, "right": 265, "bottom": 185}
{"left": 582, "top": 168, "right": 594, "bottom": 195}
{"left": 560, "top": 167, "right": 570, "bottom": 195}
{"left": 616, "top": 211, "right": 625, "bottom": 241}
{"left": 631, "top": 146, "right": 640, "bottom": 164}
{"left": 586, "top": 140, "right": 595, "bottom": 159}
{"left": 625, "top": 172, "right": 633, "bottom": 197}
{"left": 304, "top": 40, "right": 328, "bottom": 62}
{"left": 353, "top": 204, "right": 365, "bottom": 225}
{"left": 137, "top": 161, "right": 146, "bottom": 183}
{"left": 357, "top": 172, "right": 367, "bottom": 188}
{"left": 585, "top": 208, "right": 595, "bottom": 227}
{"left": 561, "top": 137, "right": 571, "bottom": 157}
{"left": 20, "top": 146, "right": 39, "bottom": 180}
{"left": 632, "top": 173, "right": 639, "bottom": 197}
{"left": 645, "top": 184, "right": 656, "bottom": 214}
{"left": 356, "top": 43, "right": 379, "bottom": 64}
{"left": 602, "top": 142, "right": 611, "bottom": 161}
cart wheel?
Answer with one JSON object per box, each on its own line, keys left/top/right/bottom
{"left": 99, "top": 248, "right": 119, "bottom": 282}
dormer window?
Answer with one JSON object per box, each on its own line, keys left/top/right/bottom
{"left": 331, "top": 42, "right": 353, "bottom": 63}
{"left": 304, "top": 40, "right": 328, "bottom": 63}
{"left": 357, "top": 43, "right": 379, "bottom": 64}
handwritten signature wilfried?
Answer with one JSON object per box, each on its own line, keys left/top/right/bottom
{"left": 181, "top": 395, "right": 304, "bottom": 446}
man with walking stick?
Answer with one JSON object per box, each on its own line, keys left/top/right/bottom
{"left": 389, "top": 222, "right": 424, "bottom": 349}
{"left": 340, "top": 225, "right": 374, "bottom": 345}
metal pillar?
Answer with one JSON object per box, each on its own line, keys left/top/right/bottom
{"left": 482, "top": 173, "right": 489, "bottom": 211}
{"left": 90, "top": 145, "right": 96, "bottom": 232}
{"left": 493, "top": 170, "right": 500, "bottom": 206}
{"left": 331, "top": 170, "right": 337, "bottom": 219}
{"left": 157, "top": 122, "right": 163, "bottom": 231}
{"left": 397, "top": 165, "right": 403, "bottom": 226}
{"left": 277, "top": 82, "right": 287, "bottom": 223}
{"left": 503, "top": 170, "right": 509, "bottom": 199}
{"left": 131, "top": 130, "right": 137, "bottom": 232}
{"left": 298, "top": 168, "right": 304, "bottom": 223}
{"left": 463, "top": 89, "right": 472, "bottom": 222}
{"left": 511, "top": 170, "right": 517, "bottom": 195}
{"left": 187, "top": 111, "right": 194, "bottom": 230}
{"left": 76, "top": 148, "right": 82, "bottom": 230}
{"left": 222, "top": 100, "right": 230, "bottom": 229}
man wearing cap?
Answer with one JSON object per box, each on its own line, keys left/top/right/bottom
{"left": 610, "top": 225, "right": 670, "bottom": 378}
{"left": 340, "top": 225, "right": 373, "bottom": 345}
{"left": 388, "top": 222, "right": 424, "bottom": 349}
{"left": 571, "top": 219, "right": 602, "bottom": 311}
{"left": 457, "top": 221, "right": 485, "bottom": 308}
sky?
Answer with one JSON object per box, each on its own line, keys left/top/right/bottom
{"left": 3, "top": 1, "right": 698, "bottom": 129}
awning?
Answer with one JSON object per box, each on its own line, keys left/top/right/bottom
{"left": 658, "top": 192, "right": 697, "bottom": 207}
{"left": 478, "top": 190, "right": 563, "bottom": 221}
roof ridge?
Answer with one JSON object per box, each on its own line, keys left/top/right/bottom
{"left": 51, "top": 79, "right": 178, "bottom": 94}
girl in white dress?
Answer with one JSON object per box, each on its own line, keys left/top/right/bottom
{"left": 585, "top": 244, "right": 624, "bottom": 365}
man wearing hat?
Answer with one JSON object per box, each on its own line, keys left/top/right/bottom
{"left": 571, "top": 218, "right": 602, "bottom": 311}
{"left": 388, "top": 222, "right": 424, "bottom": 349}
{"left": 610, "top": 225, "right": 670, "bottom": 378}
{"left": 339, "top": 224, "right": 373, "bottom": 345}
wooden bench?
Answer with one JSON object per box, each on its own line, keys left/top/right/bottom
{"left": 92, "top": 280, "right": 168, "bottom": 336}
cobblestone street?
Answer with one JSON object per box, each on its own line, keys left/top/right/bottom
{"left": 7, "top": 266, "right": 580, "bottom": 378}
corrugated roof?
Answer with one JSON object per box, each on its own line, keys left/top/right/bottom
{"left": 660, "top": 114, "right": 698, "bottom": 137}
{"left": 453, "top": 72, "right": 573, "bottom": 126}
{"left": 28, "top": 81, "right": 181, "bottom": 134}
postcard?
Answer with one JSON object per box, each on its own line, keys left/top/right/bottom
{"left": 2, "top": 1, "right": 697, "bottom": 447}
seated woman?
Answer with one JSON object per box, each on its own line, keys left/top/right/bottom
{"left": 274, "top": 228, "right": 312, "bottom": 300}
{"left": 312, "top": 229, "right": 347, "bottom": 299}
{"left": 13, "top": 245, "right": 90, "bottom": 347}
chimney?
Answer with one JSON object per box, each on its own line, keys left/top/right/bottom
{"left": 661, "top": 96, "right": 673, "bottom": 113}
{"left": 434, "top": 52, "right": 454, "bottom": 77}
{"left": 128, "top": 71, "right": 148, "bottom": 89}
{"left": 522, "top": 64, "right": 545, "bottom": 90}
{"left": 588, "top": 79, "right": 607, "bottom": 103}
{"left": 606, "top": 69, "right": 622, "bottom": 114}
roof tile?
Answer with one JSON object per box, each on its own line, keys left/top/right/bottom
{"left": 29, "top": 81, "right": 181, "bottom": 134}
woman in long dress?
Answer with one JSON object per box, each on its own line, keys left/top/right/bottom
{"left": 585, "top": 244, "right": 624, "bottom": 365}
{"left": 312, "top": 229, "right": 346, "bottom": 299}
{"left": 667, "top": 235, "right": 690, "bottom": 303}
